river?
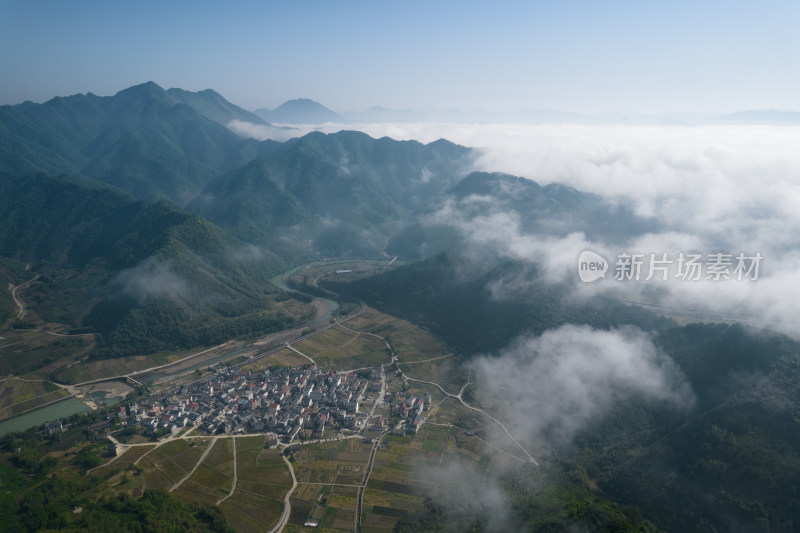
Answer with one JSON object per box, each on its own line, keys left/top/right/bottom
{"left": 270, "top": 263, "right": 341, "bottom": 325}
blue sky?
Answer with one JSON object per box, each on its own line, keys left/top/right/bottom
{"left": 1, "top": 0, "right": 798, "bottom": 113}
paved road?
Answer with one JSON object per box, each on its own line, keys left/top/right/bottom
{"left": 11, "top": 275, "right": 38, "bottom": 320}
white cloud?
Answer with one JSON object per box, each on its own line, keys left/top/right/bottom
{"left": 226, "top": 119, "right": 302, "bottom": 142}
{"left": 470, "top": 325, "right": 694, "bottom": 446}
{"left": 114, "top": 257, "right": 188, "bottom": 302}
{"left": 234, "top": 120, "right": 800, "bottom": 336}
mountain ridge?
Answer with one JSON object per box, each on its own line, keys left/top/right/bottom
{"left": 0, "top": 82, "right": 280, "bottom": 204}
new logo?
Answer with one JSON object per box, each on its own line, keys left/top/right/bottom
{"left": 578, "top": 250, "right": 608, "bottom": 283}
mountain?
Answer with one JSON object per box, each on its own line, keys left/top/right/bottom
{"left": 325, "top": 253, "right": 670, "bottom": 355}
{"left": 0, "top": 82, "right": 281, "bottom": 204}
{"left": 4, "top": 82, "right": 800, "bottom": 532}
{"left": 326, "top": 250, "right": 800, "bottom": 532}
{"left": 0, "top": 80, "right": 478, "bottom": 268}
{"left": 165, "top": 87, "right": 268, "bottom": 126}
{"left": 187, "top": 131, "right": 472, "bottom": 258}
{"left": 0, "top": 172, "right": 297, "bottom": 363}
{"left": 387, "top": 171, "right": 659, "bottom": 259}
{"left": 254, "top": 98, "right": 344, "bottom": 124}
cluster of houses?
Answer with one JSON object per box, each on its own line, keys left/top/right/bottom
{"left": 390, "top": 392, "right": 430, "bottom": 435}
{"left": 117, "top": 364, "right": 376, "bottom": 443}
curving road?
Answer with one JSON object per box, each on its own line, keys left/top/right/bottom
{"left": 398, "top": 371, "right": 537, "bottom": 465}
{"left": 270, "top": 448, "right": 298, "bottom": 533}
{"left": 11, "top": 275, "right": 39, "bottom": 320}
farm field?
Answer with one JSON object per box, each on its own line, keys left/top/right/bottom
{"left": 130, "top": 435, "right": 293, "bottom": 532}
{"left": 0, "top": 327, "right": 95, "bottom": 379}
{"left": 293, "top": 326, "right": 389, "bottom": 371}
{"left": 0, "top": 378, "right": 69, "bottom": 419}
{"left": 343, "top": 308, "right": 453, "bottom": 364}
{"left": 77, "top": 306, "right": 529, "bottom": 532}
{"left": 243, "top": 348, "right": 309, "bottom": 372}
{"left": 398, "top": 356, "right": 468, "bottom": 396}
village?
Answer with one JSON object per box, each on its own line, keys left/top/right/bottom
{"left": 113, "top": 362, "right": 432, "bottom": 444}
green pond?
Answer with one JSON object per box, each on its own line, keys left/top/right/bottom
{"left": 0, "top": 397, "right": 91, "bottom": 436}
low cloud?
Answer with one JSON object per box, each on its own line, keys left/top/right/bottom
{"left": 226, "top": 119, "right": 302, "bottom": 142}
{"left": 411, "top": 325, "right": 693, "bottom": 531}
{"left": 422, "top": 458, "right": 515, "bottom": 532}
{"left": 232, "top": 243, "right": 268, "bottom": 262}
{"left": 234, "top": 120, "right": 800, "bottom": 336}
{"left": 114, "top": 257, "right": 189, "bottom": 302}
{"left": 425, "top": 198, "right": 596, "bottom": 285}
{"left": 470, "top": 324, "right": 694, "bottom": 446}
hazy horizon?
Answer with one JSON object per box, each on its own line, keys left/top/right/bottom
{"left": 2, "top": 1, "right": 799, "bottom": 114}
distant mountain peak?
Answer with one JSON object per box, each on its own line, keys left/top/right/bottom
{"left": 117, "top": 80, "right": 166, "bottom": 95}
{"left": 281, "top": 97, "right": 319, "bottom": 105}
{"left": 254, "top": 98, "right": 343, "bottom": 124}
{"left": 111, "top": 81, "right": 173, "bottom": 107}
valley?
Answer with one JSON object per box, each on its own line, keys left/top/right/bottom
{"left": 81, "top": 302, "right": 540, "bottom": 533}
{"left": 2, "top": 260, "right": 538, "bottom": 532}
{"left": 2, "top": 81, "right": 800, "bottom": 533}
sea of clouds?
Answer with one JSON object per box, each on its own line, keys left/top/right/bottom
{"left": 230, "top": 119, "right": 800, "bottom": 527}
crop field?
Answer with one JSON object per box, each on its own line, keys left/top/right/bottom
{"left": 54, "top": 337, "right": 259, "bottom": 385}
{"left": 237, "top": 436, "right": 292, "bottom": 486}
{"left": 0, "top": 378, "right": 61, "bottom": 409}
{"left": 90, "top": 444, "right": 157, "bottom": 481}
{"left": 174, "top": 438, "right": 233, "bottom": 506}
{"left": 220, "top": 489, "right": 285, "bottom": 533}
{"left": 243, "top": 348, "right": 309, "bottom": 371}
{"left": 399, "top": 356, "right": 468, "bottom": 395}
{"left": 165, "top": 438, "right": 213, "bottom": 472}
{"left": 291, "top": 484, "right": 360, "bottom": 530}
{"left": 292, "top": 438, "right": 372, "bottom": 486}
{"left": 138, "top": 439, "right": 198, "bottom": 491}
{"left": 133, "top": 436, "right": 292, "bottom": 532}
{"left": 293, "top": 327, "right": 388, "bottom": 371}
{"left": 0, "top": 328, "right": 95, "bottom": 379}
{"left": 75, "top": 305, "right": 530, "bottom": 532}
{"left": 289, "top": 482, "right": 360, "bottom": 531}
{"left": 217, "top": 437, "right": 290, "bottom": 533}
{"left": 344, "top": 308, "right": 453, "bottom": 363}
{"left": 357, "top": 420, "right": 527, "bottom": 532}
{"left": 286, "top": 438, "right": 382, "bottom": 531}
{"left": 274, "top": 297, "right": 315, "bottom": 320}
{"left": 55, "top": 351, "right": 186, "bottom": 384}
{"left": 0, "top": 378, "right": 69, "bottom": 419}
